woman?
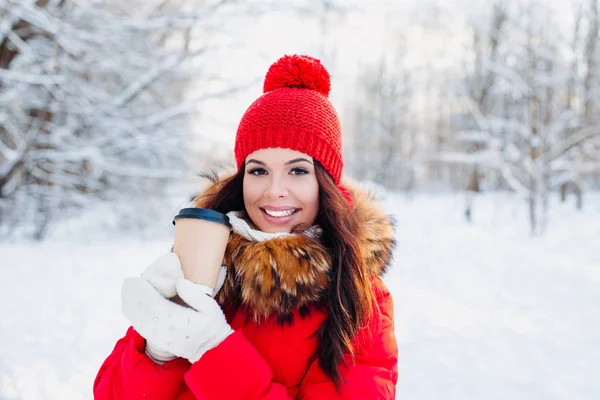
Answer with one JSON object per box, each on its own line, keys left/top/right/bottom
{"left": 94, "top": 54, "right": 398, "bottom": 399}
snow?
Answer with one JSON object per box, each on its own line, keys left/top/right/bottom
{"left": 1, "top": 191, "right": 599, "bottom": 399}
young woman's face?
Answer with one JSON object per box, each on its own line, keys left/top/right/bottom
{"left": 243, "top": 148, "right": 320, "bottom": 233}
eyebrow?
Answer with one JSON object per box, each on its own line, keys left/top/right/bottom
{"left": 246, "top": 158, "right": 313, "bottom": 166}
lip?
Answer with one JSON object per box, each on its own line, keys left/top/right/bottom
{"left": 259, "top": 207, "right": 301, "bottom": 226}
{"left": 261, "top": 205, "right": 299, "bottom": 211}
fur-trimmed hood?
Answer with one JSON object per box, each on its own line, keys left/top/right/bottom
{"left": 192, "top": 171, "right": 396, "bottom": 323}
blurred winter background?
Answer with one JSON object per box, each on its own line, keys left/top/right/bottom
{"left": 1, "top": 0, "right": 599, "bottom": 399}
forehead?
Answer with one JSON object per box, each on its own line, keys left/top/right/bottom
{"left": 245, "top": 148, "right": 313, "bottom": 164}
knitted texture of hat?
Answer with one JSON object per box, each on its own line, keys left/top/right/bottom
{"left": 234, "top": 55, "right": 343, "bottom": 184}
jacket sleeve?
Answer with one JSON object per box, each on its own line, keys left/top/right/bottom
{"left": 185, "top": 276, "right": 398, "bottom": 400}
{"left": 93, "top": 326, "right": 191, "bottom": 400}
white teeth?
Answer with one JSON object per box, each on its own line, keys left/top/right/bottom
{"left": 264, "top": 209, "right": 296, "bottom": 217}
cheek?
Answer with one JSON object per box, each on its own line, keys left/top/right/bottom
{"left": 297, "top": 179, "right": 320, "bottom": 219}
{"left": 243, "top": 179, "right": 259, "bottom": 208}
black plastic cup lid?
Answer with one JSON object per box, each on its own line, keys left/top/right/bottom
{"left": 173, "top": 208, "right": 232, "bottom": 229}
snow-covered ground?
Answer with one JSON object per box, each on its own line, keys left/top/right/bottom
{"left": 1, "top": 191, "right": 599, "bottom": 399}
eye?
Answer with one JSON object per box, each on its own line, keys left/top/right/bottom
{"left": 291, "top": 168, "right": 309, "bottom": 176}
{"left": 247, "top": 168, "right": 267, "bottom": 176}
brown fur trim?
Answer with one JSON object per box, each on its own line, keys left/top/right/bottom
{"left": 217, "top": 232, "right": 331, "bottom": 324}
{"left": 191, "top": 170, "right": 396, "bottom": 322}
{"left": 342, "top": 177, "right": 397, "bottom": 276}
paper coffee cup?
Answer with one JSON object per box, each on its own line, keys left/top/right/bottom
{"left": 172, "top": 208, "right": 232, "bottom": 290}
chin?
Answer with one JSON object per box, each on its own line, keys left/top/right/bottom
{"left": 260, "top": 224, "right": 292, "bottom": 234}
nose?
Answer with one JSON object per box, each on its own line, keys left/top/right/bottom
{"left": 264, "top": 175, "right": 289, "bottom": 199}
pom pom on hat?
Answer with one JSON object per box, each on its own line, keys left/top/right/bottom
{"left": 263, "top": 55, "right": 331, "bottom": 97}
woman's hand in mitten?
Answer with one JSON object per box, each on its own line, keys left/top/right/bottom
{"left": 140, "top": 252, "right": 184, "bottom": 299}
{"left": 121, "top": 276, "right": 233, "bottom": 364}
{"left": 122, "top": 252, "right": 229, "bottom": 363}
{"left": 121, "top": 252, "right": 181, "bottom": 363}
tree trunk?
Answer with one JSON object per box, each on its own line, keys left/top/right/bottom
{"left": 528, "top": 191, "right": 537, "bottom": 236}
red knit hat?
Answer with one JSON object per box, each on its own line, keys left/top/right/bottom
{"left": 234, "top": 55, "right": 350, "bottom": 204}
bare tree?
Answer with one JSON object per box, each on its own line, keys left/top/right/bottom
{"left": 460, "top": 2, "right": 507, "bottom": 221}
{"left": 347, "top": 41, "right": 413, "bottom": 191}
{"left": 433, "top": 0, "right": 599, "bottom": 234}
{"left": 0, "top": 0, "right": 239, "bottom": 239}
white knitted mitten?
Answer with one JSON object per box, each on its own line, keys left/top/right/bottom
{"left": 121, "top": 277, "right": 233, "bottom": 363}
{"left": 125, "top": 252, "right": 227, "bottom": 364}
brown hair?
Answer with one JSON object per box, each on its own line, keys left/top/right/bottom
{"left": 197, "top": 161, "right": 374, "bottom": 389}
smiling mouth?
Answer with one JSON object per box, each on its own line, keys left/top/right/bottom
{"left": 260, "top": 208, "right": 300, "bottom": 218}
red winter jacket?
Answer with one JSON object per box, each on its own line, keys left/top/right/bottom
{"left": 94, "top": 276, "right": 397, "bottom": 400}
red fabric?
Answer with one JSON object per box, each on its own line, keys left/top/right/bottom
{"left": 93, "top": 276, "right": 398, "bottom": 399}
{"left": 93, "top": 326, "right": 191, "bottom": 399}
{"left": 234, "top": 55, "right": 343, "bottom": 185}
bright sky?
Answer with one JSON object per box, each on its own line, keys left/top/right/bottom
{"left": 187, "top": 0, "right": 579, "bottom": 163}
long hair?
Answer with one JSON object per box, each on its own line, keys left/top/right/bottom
{"left": 197, "top": 161, "right": 375, "bottom": 389}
